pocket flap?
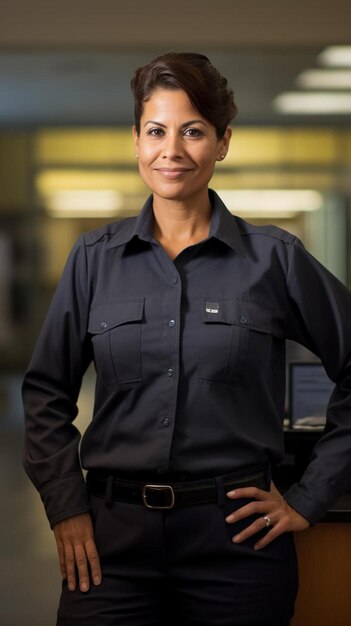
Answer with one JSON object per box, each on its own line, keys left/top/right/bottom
{"left": 240, "top": 300, "right": 272, "bottom": 334}
{"left": 88, "top": 298, "right": 144, "bottom": 334}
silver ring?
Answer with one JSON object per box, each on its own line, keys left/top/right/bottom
{"left": 263, "top": 515, "right": 271, "bottom": 528}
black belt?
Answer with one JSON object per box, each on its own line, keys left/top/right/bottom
{"left": 87, "top": 466, "right": 269, "bottom": 510}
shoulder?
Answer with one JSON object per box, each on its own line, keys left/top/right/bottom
{"left": 81, "top": 216, "right": 137, "bottom": 248}
{"left": 61, "top": 217, "right": 138, "bottom": 278}
{"left": 235, "top": 215, "right": 297, "bottom": 249}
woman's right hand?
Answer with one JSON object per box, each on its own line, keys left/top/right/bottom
{"left": 53, "top": 512, "right": 101, "bottom": 593}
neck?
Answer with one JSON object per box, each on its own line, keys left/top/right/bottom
{"left": 152, "top": 190, "right": 212, "bottom": 243}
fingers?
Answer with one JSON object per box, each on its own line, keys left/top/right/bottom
{"left": 66, "top": 537, "right": 101, "bottom": 592}
{"left": 65, "top": 542, "right": 79, "bottom": 591}
{"left": 228, "top": 511, "right": 290, "bottom": 550}
{"left": 225, "top": 498, "right": 269, "bottom": 523}
{"left": 226, "top": 485, "right": 270, "bottom": 501}
{"left": 53, "top": 512, "right": 102, "bottom": 593}
{"left": 56, "top": 537, "right": 67, "bottom": 580}
{"left": 225, "top": 504, "right": 278, "bottom": 549}
{"left": 225, "top": 481, "right": 309, "bottom": 549}
{"left": 85, "top": 538, "right": 102, "bottom": 587}
{"left": 250, "top": 519, "right": 289, "bottom": 550}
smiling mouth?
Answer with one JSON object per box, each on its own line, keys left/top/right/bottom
{"left": 155, "top": 168, "right": 192, "bottom": 178}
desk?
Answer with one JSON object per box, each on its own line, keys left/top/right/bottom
{"left": 292, "top": 524, "right": 351, "bottom": 626}
{"left": 280, "top": 430, "right": 351, "bottom": 626}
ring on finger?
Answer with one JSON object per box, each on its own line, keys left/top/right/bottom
{"left": 263, "top": 515, "right": 272, "bottom": 528}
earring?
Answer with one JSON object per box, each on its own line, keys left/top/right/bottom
{"left": 218, "top": 154, "right": 226, "bottom": 160}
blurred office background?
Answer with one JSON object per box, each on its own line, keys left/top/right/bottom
{"left": 1, "top": 1, "right": 351, "bottom": 624}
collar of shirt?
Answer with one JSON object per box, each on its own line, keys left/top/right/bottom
{"left": 106, "top": 189, "right": 246, "bottom": 256}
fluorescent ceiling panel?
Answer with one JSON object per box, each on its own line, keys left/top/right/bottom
{"left": 318, "top": 46, "right": 351, "bottom": 67}
{"left": 46, "top": 189, "right": 123, "bottom": 218}
{"left": 273, "top": 92, "right": 351, "bottom": 114}
{"left": 296, "top": 69, "right": 351, "bottom": 89}
{"left": 217, "top": 189, "right": 323, "bottom": 217}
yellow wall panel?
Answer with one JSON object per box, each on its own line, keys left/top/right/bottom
{"left": 288, "top": 129, "right": 337, "bottom": 163}
{"left": 34, "top": 128, "right": 136, "bottom": 164}
{"left": 36, "top": 169, "right": 145, "bottom": 194}
{"left": 345, "top": 132, "right": 351, "bottom": 165}
{"left": 40, "top": 219, "right": 78, "bottom": 283}
{"left": 0, "top": 133, "right": 31, "bottom": 208}
{"left": 225, "top": 128, "right": 283, "bottom": 165}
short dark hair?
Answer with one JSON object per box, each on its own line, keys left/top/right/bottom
{"left": 131, "top": 52, "right": 237, "bottom": 138}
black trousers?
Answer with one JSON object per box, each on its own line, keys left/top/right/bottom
{"left": 57, "top": 479, "right": 298, "bottom": 625}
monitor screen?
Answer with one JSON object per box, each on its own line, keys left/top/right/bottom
{"left": 289, "top": 362, "right": 334, "bottom": 429}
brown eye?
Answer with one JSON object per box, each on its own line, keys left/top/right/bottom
{"left": 147, "top": 127, "right": 165, "bottom": 137}
{"left": 184, "top": 128, "right": 203, "bottom": 138}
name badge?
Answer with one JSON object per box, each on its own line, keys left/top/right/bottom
{"left": 205, "top": 302, "right": 220, "bottom": 314}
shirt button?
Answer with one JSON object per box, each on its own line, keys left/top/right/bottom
{"left": 167, "top": 368, "right": 174, "bottom": 377}
{"left": 156, "top": 466, "right": 164, "bottom": 476}
{"left": 240, "top": 315, "right": 248, "bottom": 324}
{"left": 100, "top": 321, "right": 107, "bottom": 329}
{"left": 168, "top": 319, "right": 176, "bottom": 328}
{"left": 172, "top": 276, "right": 178, "bottom": 284}
{"left": 162, "top": 418, "right": 170, "bottom": 427}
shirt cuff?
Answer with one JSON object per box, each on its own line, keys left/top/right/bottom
{"left": 40, "top": 473, "right": 90, "bottom": 528}
{"left": 283, "top": 481, "right": 334, "bottom": 526}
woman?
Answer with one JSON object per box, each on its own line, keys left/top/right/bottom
{"left": 23, "top": 52, "right": 351, "bottom": 626}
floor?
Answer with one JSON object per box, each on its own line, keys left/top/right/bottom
{"left": 1, "top": 431, "right": 62, "bottom": 625}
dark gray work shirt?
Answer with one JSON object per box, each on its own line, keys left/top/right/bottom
{"left": 23, "top": 190, "right": 351, "bottom": 528}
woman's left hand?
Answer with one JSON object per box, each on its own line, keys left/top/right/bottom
{"left": 225, "top": 481, "right": 310, "bottom": 550}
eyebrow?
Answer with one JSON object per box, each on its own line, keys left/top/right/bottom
{"left": 143, "top": 119, "right": 207, "bottom": 128}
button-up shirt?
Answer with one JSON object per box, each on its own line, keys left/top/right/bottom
{"left": 23, "top": 190, "right": 351, "bottom": 527}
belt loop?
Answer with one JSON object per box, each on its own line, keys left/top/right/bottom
{"left": 104, "top": 475, "right": 114, "bottom": 508}
{"left": 215, "top": 476, "right": 226, "bottom": 508}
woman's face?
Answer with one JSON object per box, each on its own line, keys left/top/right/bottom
{"left": 133, "top": 88, "right": 231, "bottom": 204}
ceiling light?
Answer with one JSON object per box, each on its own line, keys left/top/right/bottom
{"left": 318, "top": 46, "right": 351, "bottom": 67}
{"left": 217, "top": 190, "right": 323, "bottom": 218}
{"left": 45, "top": 189, "right": 123, "bottom": 218}
{"left": 296, "top": 69, "right": 351, "bottom": 89}
{"left": 273, "top": 92, "right": 351, "bottom": 114}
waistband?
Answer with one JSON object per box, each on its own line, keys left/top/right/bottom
{"left": 86, "top": 465, "right": 270, "bottom": 510}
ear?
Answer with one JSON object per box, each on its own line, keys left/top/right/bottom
{"left": 217, "top": 127, "right": 232, "bottom": 161}
{"left": 132, "top": 125, "right": 139, "bottom": 158}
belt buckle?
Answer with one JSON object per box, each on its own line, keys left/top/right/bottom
{"left": 142, "top": 484, "right": 175, "bottom": 510}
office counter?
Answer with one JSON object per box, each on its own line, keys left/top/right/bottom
{"left": 280, "top": 430, "right": 351, "bottom": 626}
{"left": 277, "top": 429, "right": 351, "bottom": 522}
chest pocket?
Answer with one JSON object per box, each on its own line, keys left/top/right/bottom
{"left": 88, "top": 298, "right": 144, "bottom": 388}
{"left": 198, "top": 298, "right": 274, "bottom": 386}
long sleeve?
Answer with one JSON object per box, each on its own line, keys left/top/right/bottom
{"left": 23, "top": 236, "right": 93, "bottom": 528}
{"left": 284, "top": 238, "right": 351, "bottom": 524}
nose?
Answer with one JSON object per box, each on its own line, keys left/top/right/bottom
{"left": 161, "top": 131, "right": 183, "bottom": 159}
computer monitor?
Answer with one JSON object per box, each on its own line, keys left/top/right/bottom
{"left": 289, "top": 362, "right": 335, "bottom": 429}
